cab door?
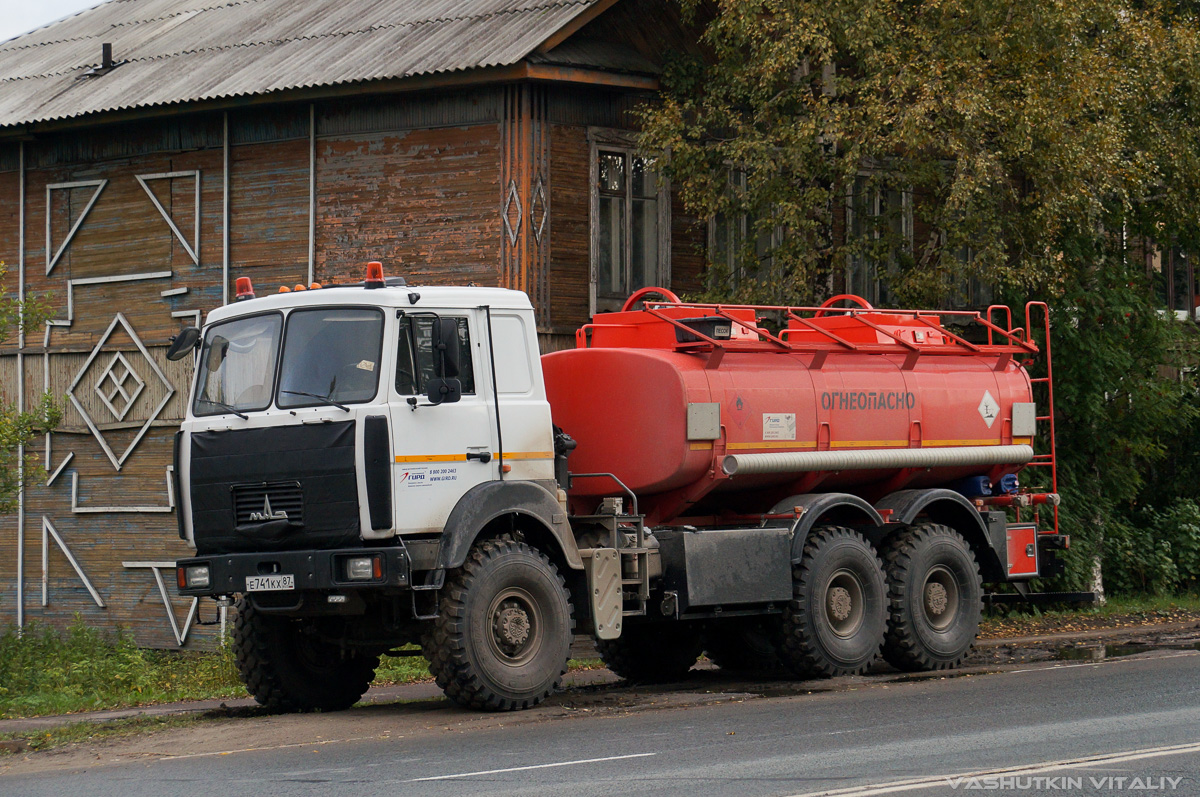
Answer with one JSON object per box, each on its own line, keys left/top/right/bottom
{"left": 388, "top": 309, "right": 499, "bottom": 534}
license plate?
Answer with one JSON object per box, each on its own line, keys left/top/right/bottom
{"left": 246, "top": 574, "right": 295, "bottom": 592}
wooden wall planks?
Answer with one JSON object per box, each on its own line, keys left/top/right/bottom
{"left": 0, "top": 83, "right": 712, "bottom": 646}
{"left": 315, "top": 124, "right": 503, "bottom": 288}
{"left": 548, "top": 124, "right": 591, "bottom": 334}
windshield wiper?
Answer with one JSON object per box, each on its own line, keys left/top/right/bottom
{"left": 280, "top": 390, "right": 350, "bottom": 412}
{"left": 200, "top": 398, "right": 248, "bottom": 420}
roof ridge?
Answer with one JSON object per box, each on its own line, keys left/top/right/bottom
{"left": 0, "top": 0, "right": 600, "bottom": 81}
{"left": 0, "top": 1, "right": 260, "bottom": 54}
{"left": 0, "top": 0, "right": 593, "bottom": 55}
{"left": 0, "top": 0, "right": 625, "bottom": 127}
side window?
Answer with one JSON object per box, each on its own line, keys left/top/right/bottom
{"left": 492, "top": 315, "right": 533, "bottom": 394}
{"left": 395, "top": 316, "right": 476, "bottom": 395}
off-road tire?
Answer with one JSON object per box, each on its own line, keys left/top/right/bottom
{"left": 423, "top": 538, "right": 574, "bottom": 711}
{"left": 232, "top": 596, "right": 379, "bottom": 712}
{"left": 596, "top": 622, "right": 703, "bottom": 683}
{"left": 880, "top": 523, "right": 983, "bottom": 672}
{"left": 777, "top": 526, "right": 887, "bottom": 678}
{"left": 703, "top": 617, "right": 785, "bottom": 673}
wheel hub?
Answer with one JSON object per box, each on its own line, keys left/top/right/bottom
{"left": 924, "top": 582, "right": 948, "bottom": 616}
{"left": 824, "top": 569, "right": 866, "bottom": 639}
{"left": 921, "top": 565, "right": 960, "bottom": 631}
{"left": 828, "top": 586, "right": 853, "bottom": 622}
{"left": 496, "top": 602, "right": 531, "bottom": 648}
{"left": 487, "top": 589, "right": 541, "bottom": 664}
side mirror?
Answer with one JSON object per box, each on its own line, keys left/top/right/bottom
{"left": 432, "top": 317, "right": 461, "bottom": 378}
{"left": 166, "top": 327, "right": 201, "bottom": 361}
{"left": 425, "top": 377, "right": 462, "bottom": 405}
{"left": 205, "top": 336, "right": 230, "bottom": 372}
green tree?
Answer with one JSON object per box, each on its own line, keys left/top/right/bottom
{"left": 643, "top": 0, "right": 1200, "bottom": 593}
{"left": 0, "top": 263, "right": 62, "bottom": 513}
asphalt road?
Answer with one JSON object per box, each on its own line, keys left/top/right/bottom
{"left": 5, "top": 648, "right": 1200, "bottom": 797}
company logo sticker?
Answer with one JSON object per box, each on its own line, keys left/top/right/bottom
{"left": 763, "top": 413, "right": 796, "bottom": 441}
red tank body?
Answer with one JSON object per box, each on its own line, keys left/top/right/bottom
{"left": 543, "top": 296, "right": 1042, "bottom": 526}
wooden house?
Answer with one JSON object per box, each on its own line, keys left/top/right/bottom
{"left": 0, "top": 0, "right": 709, "bottom": 645}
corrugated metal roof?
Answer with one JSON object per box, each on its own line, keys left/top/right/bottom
{"left": 0, "top": 0, "right": 609, "bottom": 129}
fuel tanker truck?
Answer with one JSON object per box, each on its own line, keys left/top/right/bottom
{"left": 170, "top": 264, "right": 1067, "bottom": 712}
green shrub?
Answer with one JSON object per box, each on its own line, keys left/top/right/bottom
{"left": 0, "top": 617, "right": 243, "bottom": 718}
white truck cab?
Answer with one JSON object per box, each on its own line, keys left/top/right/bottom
{"left": 176, "top": 277, "right": 557, "bottom": 547}
{"left": 173, "top": 270, "right": 581, "bottom": 712}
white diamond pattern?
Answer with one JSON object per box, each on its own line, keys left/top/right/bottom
{"left": 531, "top": 175, "right": 548, "bottom": 244}
{"left": 502, "top": 179, "right": 522, "bottom": 245}
{"left": 68, "top": 313, "right": 175, "bottom": 471}
{"left": 94, "top": 351, "right": 146, "bottom": 422}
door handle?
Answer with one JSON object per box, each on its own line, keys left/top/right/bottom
{"left": 466, "top": 451, "right": 492, "bottom": 463}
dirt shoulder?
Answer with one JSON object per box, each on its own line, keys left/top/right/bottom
{"left": 3, "top": 611, "right": 1199, "bottom": 776}
{"left": 978, "top": 605, "right": 1200, "bottom": 640}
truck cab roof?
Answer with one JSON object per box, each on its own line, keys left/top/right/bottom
{"left": 204, "top": 282, "right": 534, "bottom": 326}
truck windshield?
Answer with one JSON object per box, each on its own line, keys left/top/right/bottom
{"left": 277, "top": 307, "right": 385, "bottom": 408}
{"left": 193, "top": 313, "right": 282, "bottom": 416}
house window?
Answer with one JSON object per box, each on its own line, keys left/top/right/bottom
{"left": 590, "top": 133, "right": 670, "bottom": 314}
{"left": 708, "top": 170, "right": 781, "bottom": 291}
{"left": 1152, "top": 246, "right": 1196, "bottom": 321}
{"left": 946, "top": 245, "right": 995, "bottom": 310}
{"left": 846, "top": 175, "right": 911, "bottom": 305}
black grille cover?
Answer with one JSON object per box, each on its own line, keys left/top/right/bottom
{"left": 189, "top": 421, "right": 360, "bottom": 554}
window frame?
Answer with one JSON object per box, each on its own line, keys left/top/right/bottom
{"left": 844, "top": 173, "right": 913, "bottom": 305}
{"left": 706, "top": 168, "right": 784, "bottom": 292}
{"left": 274, "top": 305, "right": 386, "bottom": 410}
{"left": 1152, "top": 245, "right": 1196, "bottom": 322}
{"left": 588, "top": 128, "right": 672, "bottom": 315}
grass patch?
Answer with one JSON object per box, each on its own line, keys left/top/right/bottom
{"left": 374, "top": 648, "right": 432, "bottom": 684}
{"left": 0, "top": 619, "right": 245, "bottom": 719}
{"left": 980, "top": 593, "right": 1200, "bottom": 638}
{"left": 0, "top": 623, "right": 611, "bottom": 720}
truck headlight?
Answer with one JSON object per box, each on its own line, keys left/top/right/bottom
{"left": 344, "top": 555, "right": 381, "bottom": 581}
{"left": 180, "top": 565, "right": 210, "bottom": 589}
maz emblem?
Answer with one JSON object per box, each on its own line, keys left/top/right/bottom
{"left": 249, "top": 495, "right": 289, "bottom": 522}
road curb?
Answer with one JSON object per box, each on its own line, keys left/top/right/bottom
{"left": 977, "top": 618, "right": 1200, "bottom": 648}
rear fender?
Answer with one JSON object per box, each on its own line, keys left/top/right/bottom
{"left": 874, "top": 489, "right": 1003, "bottom": 581}
{"left": 771, "top": 493, "right": 885, "bottom": 563}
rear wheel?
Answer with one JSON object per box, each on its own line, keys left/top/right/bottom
{"left": 232, "top": 597, "right": 379, "bottom": 712}
{"left": 597, "top": 622, "right": 703, "bottom": 683}
{"left": 880, "top": 524, "right": 982, "bottom": 671}
{"left": 423, "top": 538, "right": 574, "bottom": 711}
{"left": 776, "top": 526, "right": 887, "bottom": 677}
{"left": 704, "top": 617, "right": 785, "bottom": 673}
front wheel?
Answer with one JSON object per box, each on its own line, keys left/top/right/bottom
{"left": 704, "top": 617, "right": 785, "bottom": 673}
{"left": 232, "top": 597, "right": 379, "bottom": 712}
{"left": 423, "top": 538, "right": 574, "bottom": 711}
{"left": 776, "top": 526, "right": 887, "bottom": 677}
{"left": 880, "top": 524, "right": 982, "bottom": 671}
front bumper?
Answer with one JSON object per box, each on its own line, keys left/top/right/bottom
{"left": 176, "top": 547, "right": 411, "bottom": 597}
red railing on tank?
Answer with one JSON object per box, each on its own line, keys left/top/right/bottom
{"left": 579, "top": 291, "right": 1041, "bottom": 360}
